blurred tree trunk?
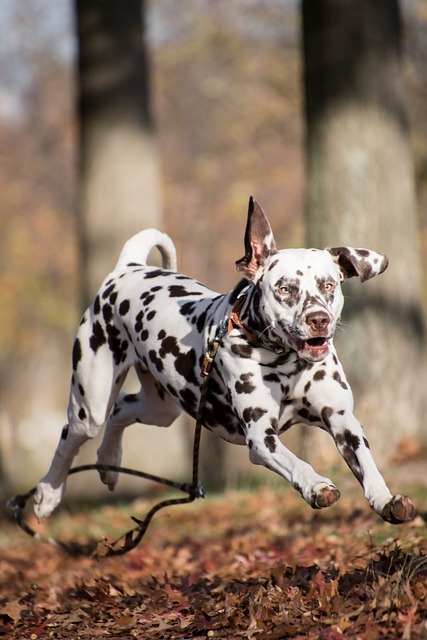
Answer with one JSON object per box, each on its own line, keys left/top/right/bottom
{"left": 75, "top": 0, "right": 162, "bottom": 305}
{"left": 74, "top": 1, "right": 227, "bottom": 489}
{"left": 73, "top": 0, "right": 194, "bottom": 490}
{"left": 302, "top": 0, "right": 426, "bottom": 465}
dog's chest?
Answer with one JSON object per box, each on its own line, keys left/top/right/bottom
{"left": 200, "top": 346, "right": 312, "bottom": 441}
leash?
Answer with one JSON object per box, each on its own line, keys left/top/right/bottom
{"left": 7, "top": 287, "right": 281, "bottom": 556}
{"left": 7, "top": 328, "right": 227, "bottom": 557}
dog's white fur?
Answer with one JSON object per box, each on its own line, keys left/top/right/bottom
{"left": 34, "top": 199, "right": 415, "bottom": 525}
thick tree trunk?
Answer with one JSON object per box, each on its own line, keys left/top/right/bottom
{"left": 302, "top": 0, "right": 426, "bottom": 465}
{"left": 70, "top": 1, "right": 195, "bottom": 492}
{"left": 76, "top": 0, "right": 162, "bottom": 305}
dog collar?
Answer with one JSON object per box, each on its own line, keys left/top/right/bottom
{"left": 227, "top": 287, "right": 290, "bottom": 354}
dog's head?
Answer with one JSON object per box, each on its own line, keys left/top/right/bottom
{"left": 236, "top": 197, "right": 388, "bottom": 362}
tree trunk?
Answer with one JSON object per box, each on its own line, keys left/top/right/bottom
{"left": 71, "top": 0, "right": 197, "bottom": 492}
{"left": 75, "top": 0, "right": 162, "bottom": 305}
{"left": 302, "top": 0, "right": 426, "bottom": 466}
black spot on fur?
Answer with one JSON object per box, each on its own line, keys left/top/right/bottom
{"left": 180, "top": 387, "right": 198, "bottom": 413}
{"left": 180, "top": 302, "right": 197, "bottom": 316}
{"left": 105, "top": 323, "right": 127, "bottom": 365}
{"left": 235, "top": 373, "right": 256, "bottom": 394}
{"left": 119, "top": 299, "right": 130, "bottom": 316}
{"left": 149, "top": 349, "right": 164, "bottom": 372}
{"left": 160, "top": 336, "right": 180, "bottom": 358}
{"left": 313, "top": 370, "right": 326, "bottom": 381}
{"left": 242, "top": 407, "right": 267, "bottom": 424}
{"left": 263, "top": 372, "right": 281, "bottom": 383}
{"left": 134, "top": 310, "right": 144, "bottom": 333}
{"left": 267, "top": 259, "right": 279, "bottom": 271}
{"left": 158, "top": 329, "right": 166, "bottom": 340}
{"left": 61, "top": 425, "right": 69, "bottom": 440}
{"left": 333, "top": 371, "right": 348, "bottom": 390}
{"left": 344, "top": 429, "right": 360, "bottom": 451}
{"left": 167, "top": 384, "right": 178, "bottom": 397}
{"left": 72, "top": 338, "right": 82, "bottom": 370}
{"left": 363, "top": 437, "right": 370, "bottom": 449}
{"left": 102, "top": 283, "right": 116, "bottom": 299}
{"left": 124, "top": 394, "right": 139, "bottom": 403}
{"left": 264, "top": 435, "right": 276, "bottom": 452}
{"left": 342, "top": 446, "right": 363, "bottom": 484}
{"left": 175, "top": 350, "right": 198, "bottom": 385}
{"left": 90, "top": 321, "right": 106, "bottom": 353}
{"left": 78, "top": 384, "right": 85, "bottom": 397}
{"left": 231, "top": 344, "right": 253, "bottom": 359}
{"left": 144, "top": 269, "right": 167, "bottom": 279}
{"left": 321, "top": 406, "right": 334, "bottom": 430}
{"left": 102, "top": 304, "right": 113, "bottom": 323}
{"left": 141, "top": 293, "right": 155, "bottom": 306}
{"left": 78, "top": 407, "right": 87, "bottom": 420}
{"left": 168, "top": 285, "right": 203, "bottom": 298}
{"left": 93, "top": 295, "right": 101, "bottom": 315}
{"left": 298, "top": 408, "right": 319, "bottom": 423}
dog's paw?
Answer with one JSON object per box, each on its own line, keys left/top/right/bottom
{"left": 311, "top": 483, "right": 341, "bottom": 509}
{"left": 96, "top": 446, "right": 122, "bottom": 492}
{"left": 380, "top": 495, "right": 416, "bottom": 524}
{"left": 97, "top": 465, "right": 119, "bottom": 492}
{"left": 33, "top": 482, "right": 63, "bottom": 521}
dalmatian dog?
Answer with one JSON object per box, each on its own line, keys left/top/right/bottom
{"left": 34, "top": 197, "right": 415, "bottom": 525}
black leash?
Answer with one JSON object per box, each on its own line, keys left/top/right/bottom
{"left": 7, "top": 329, "right": 225, "bottom": 557}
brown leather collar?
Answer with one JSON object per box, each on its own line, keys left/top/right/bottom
{"left": 228, "top": 293, "right": 260, "bottom": 345}
{"left": 227, "top": 289, "right": 291, "bottom": 354}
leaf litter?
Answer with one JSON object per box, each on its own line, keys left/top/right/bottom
{"left": 0, "top": 485, "right": 426, "bottom": 639}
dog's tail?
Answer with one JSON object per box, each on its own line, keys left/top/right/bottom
{"left": 115, "top": 229, "right": 178, "bottom": 272}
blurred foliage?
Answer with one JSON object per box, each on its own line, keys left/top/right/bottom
{"left": 0, "top": 60, "right": 77, "bottom": 381}
{"left": 0, "top": 0, "right": 427, "bottom": 381}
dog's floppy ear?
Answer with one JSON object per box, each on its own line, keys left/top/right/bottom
{"left": 236, "top": 197, "right": 278, "bottom": 279}
{"left": 327, "top": 246, "right": 389, "bottom": 282}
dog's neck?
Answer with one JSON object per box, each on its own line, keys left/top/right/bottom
{"left": 228, "top": 282, "right": 292, "bottom": 355}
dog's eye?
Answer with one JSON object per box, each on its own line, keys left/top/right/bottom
{"left": 278, "top": 286, "right": 290, "bottom": 295}
{"left": 324, "top": 282, "right": 335, "bottom": 292}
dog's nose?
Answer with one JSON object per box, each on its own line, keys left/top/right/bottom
{"left": 306, "top": 311, "right": 330, "bottom": 334}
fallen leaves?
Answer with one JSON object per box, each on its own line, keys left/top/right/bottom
{"left": 0, "top": 486, "right": 426, "bottom": 639}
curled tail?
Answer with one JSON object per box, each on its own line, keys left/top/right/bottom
{"left": 114, "top": 229, "right": 177, "bottom": 271}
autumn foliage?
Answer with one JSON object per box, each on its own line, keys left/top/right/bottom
{"left": 1, "top": 486, "right": 426, "bottom": 639}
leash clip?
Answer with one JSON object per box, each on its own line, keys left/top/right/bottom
{"left": 202, "top": 341, "right": 219, "bottom": 377}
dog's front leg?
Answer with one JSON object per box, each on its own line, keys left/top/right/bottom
{"left": 246, "top": 421, "right": 341, "bottom": 509}
{"left": 326, "top": 411, "right": 415, "bottom": 523}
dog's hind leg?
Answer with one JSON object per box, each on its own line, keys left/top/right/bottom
{"left": 97, "top": 370, "right": 182, "bottom": 491}
{"left": 34, "top": 327, "right": 129, "bottom": 521}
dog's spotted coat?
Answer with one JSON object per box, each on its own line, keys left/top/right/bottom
{"left": 34, "top": 198, "right": 415, "bottom": 524}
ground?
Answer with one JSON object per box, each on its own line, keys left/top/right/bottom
{"left": 0, "top": 482, "right": 426, "bottom": 639}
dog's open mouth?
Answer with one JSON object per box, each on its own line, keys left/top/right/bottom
{"left": 299, "top": 337, "right": 330, "bottom": 360}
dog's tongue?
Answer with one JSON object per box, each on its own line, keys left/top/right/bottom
{"left": 303, "top": 337, "right": 328, "bottom": 356}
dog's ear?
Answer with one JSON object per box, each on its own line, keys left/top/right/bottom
{"left": 236, "top": 197, "right": 278, "bottom": 279}
{"left": 327, "top": 246, "right": 389, "bottom": 282}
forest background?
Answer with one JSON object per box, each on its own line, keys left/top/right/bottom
{"left": 0, "top": 0, "right": 427, "bottom": 498}
{"left": 1, "top": 2, "right": 427, "bottom": 638}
